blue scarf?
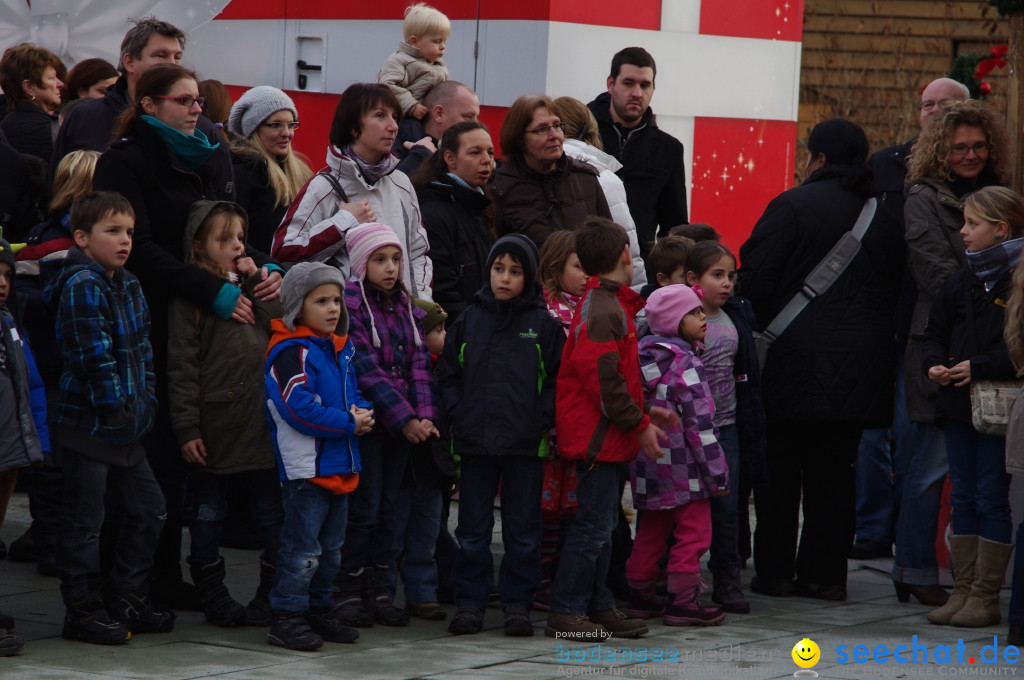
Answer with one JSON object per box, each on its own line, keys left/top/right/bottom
{"left": 142, "top": 115, "right": 219, "bottom": 170}
{"left": 966, "top": 237, "right": 1024, "bottom": 291}
{"left": 446, "top": 172, "right": 484, "bottom": 194}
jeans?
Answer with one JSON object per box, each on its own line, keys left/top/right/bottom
{"left": 627, "top": 500, "right": 711, "bottom": 583}
{"left": 753, "top": 421, "right": 861, "bottom": 588}
{"left": 452, "top": 454, "right": 544, "bottom": 610}
{"left": 187, "top": 468, "right": 284, "bottom": 567}
{"left": 389, "top": 475, "right": 442, "bottom": 605}
{"left": 269, "top": 479, "right": 348, "bottom": 613}
{"left": 57, "top": 448, "right": 166, "bottom": 603}
{"left": 854, "top": 427, "right": 894, "bottom": 545}
{"left": 339, "top": 433, "right": 409, "bottom": 573}
{"left": 943, "top": 420, "right": 1012, "bottom": 543}
{"left": 550, "top": 460, "right": 621, "bottom": 615}
{"left": 709, "top": 424, "right": 741, "bottom": 572}
{"left": 891, "top": 422, "right": 948, "bottom": 585}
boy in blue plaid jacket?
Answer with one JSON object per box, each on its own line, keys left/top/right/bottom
{"left": 45, "top": 192, "right": 171, "bottom": 645}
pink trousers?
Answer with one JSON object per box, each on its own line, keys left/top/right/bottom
{"left": 625, "top": 500, "right": 712, "bottom": 587}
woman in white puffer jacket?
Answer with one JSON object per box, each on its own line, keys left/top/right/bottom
{"left": 554, "top": 96, "right": 647, "bottom": 290}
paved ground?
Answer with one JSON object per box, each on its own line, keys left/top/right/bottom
{"left": 1, "top": 492, "right": 1020, "bottom": 680}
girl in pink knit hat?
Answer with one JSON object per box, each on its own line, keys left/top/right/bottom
{"left": 334, "top": 222, "right": 439, "bottom": 628}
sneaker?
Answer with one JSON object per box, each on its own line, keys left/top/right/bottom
{"left": 663, "top": 600, "right": 725, "bottom": 627}
{"left": 0, "top": 629, "right": 24, "bottom": 657}
{"left": 588, "top": 608, "right": 648, "bottom": 638}
{"left": 711, "top": 569, "right": 750, "bottom": 614}
{"left": 544, "top": 612, "right": 609, "bottom": 641}
{"left": 267, "top": 613, "right": 323, "bottom": 651}
{"left": 62, "top": 596, "right": 131, "bottom": 645}
{"left": 503, "top": 607, "right": 534, "bottom": 637}
{"left": 107, "top": 591, "right": 175, "bottom": 634}
{"left": 307, "top": 609, "right": 359, "bottom": 643}
{"left": 407, "top": 602, "right": 447, "bottom": 621}
{"left": 626, "top": 587, "right": 666, "bottom": 619}
{"left": 448, "top": 606, "right": 484, "bottom": 635}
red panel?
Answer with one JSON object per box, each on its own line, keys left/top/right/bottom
{"left": 549, "top": 0, "right": 660, "bottom": 30}
{"left": 218, "top": 0, "right": 522, "bottom": 21}
{"left": 689, "top": 117, "right": 797, "bottom": 260}
{"left": 477, "top": 105, "right": 509, "bottom": 158}
{"left": 699, "top": 0, "right": 803, "bottom": 42}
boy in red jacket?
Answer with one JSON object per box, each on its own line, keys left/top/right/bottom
{"left": 546, "top": 217, "right": 676, "bottom": 641}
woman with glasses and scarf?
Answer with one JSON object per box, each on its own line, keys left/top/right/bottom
{"left": 892, "top": 99, "right": 1008, "bottom": 609}
{"left": 92, "top": 63, "right": 283, "bottom": 612}
{"left": 228, "top": 86, "right": 313, "bottom": 255}
{"left": 272, "top": 82, "right": 432, "bottom": 300}
{"left": 490, "top": 95, "right": 611, "bottom": 250}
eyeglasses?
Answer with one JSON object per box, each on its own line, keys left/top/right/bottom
{"left": 951, "top": 142, "right": 991, "bottom": 157}
{"left": 156, "top": 94, "right": 204, "bottom": 108}
{"left": 525, "top": 122, "right": 563, "bottom": 136}
{"left": 261, "top": 121, "right": 300, "bottom": 131}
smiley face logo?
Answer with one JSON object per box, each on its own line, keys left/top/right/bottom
{"left": 792, "top": 638, "right": 820, "bottom": 669}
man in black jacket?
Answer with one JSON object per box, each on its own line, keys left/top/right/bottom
{"left": 52, "top": 17, "right": 186, "bottom": 160}
{"left": 587, "top": 47, "right": 687, "bottom": 276}
{"left": 392, "top": 81, "right": 480, "bottom": 176}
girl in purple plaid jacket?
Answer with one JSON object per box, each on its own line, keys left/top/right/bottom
{"left": 335, "top": 223, "right": 439, "bottom": 628}
{"left": 625, "top": 284, "right": 729, "bottom": 627}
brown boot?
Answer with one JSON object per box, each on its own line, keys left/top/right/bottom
{"left": 588, "top": 608, "right": 648, "bottom": 638}
{"left": 951, "top": 538, "right": 1014, "bottom": 628}
{"left": 928, "top": 535, "right": 977, "bottom": 625}
{"left": 544, "top": 611, "right": 609, "bottom": 641}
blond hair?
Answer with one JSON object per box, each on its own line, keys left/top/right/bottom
{"left": 553, "top": 96, "right": 602, "bottom": 149}
{"left": 403, "top": 3, "right": 450, "bottom": 41}
{"left": 50, "top": 150, "right": 100, "bottom": 213}
{"left": 907, "top": 99, "right": 1007, "bottom": 186}
{"left": 236, "top": 134, "right": 313, "bottom": 210}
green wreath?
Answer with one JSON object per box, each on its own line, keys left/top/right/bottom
{"left": 989, "top": 0, "right": 1024, "bottom": 16}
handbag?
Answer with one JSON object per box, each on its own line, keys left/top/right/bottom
{"left": 754, "top": 197, "right": 877, "bottom": 368}
{"left": 963, "top": 275, "right": 1024, "bottom": 435}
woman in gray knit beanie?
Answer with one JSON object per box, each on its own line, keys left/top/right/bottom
{"left": 229, "top": 85, "right": 312, "bottom": 254}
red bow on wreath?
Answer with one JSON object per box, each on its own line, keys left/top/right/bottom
{"left": 975, "top": 45, "right": 1009, "bottom": 81}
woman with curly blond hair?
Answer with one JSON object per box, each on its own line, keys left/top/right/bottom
{"left": 893, "top": 98, "right": 1007, "bottom": 607}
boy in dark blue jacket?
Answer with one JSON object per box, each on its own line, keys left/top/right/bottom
{"left": 47, "top": 192, "right": 171, "bottom": 645}
{"left": 438, "top": 234, "right": 565, "bottom": 637}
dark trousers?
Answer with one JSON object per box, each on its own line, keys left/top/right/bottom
{"left": 58, "top": 447, "right": 166, "bottom": 603}
{"left": 187, "top": 468, "right": 283, "bottom": 567}
{"left": 753, "top": 421, "right": 862, "bottom": 588}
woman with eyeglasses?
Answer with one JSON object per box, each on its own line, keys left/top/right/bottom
{"left": 92, "top": 63, "right": 283, "bottom": 618}
{"left": 490, "top": 95, "right": 611, "bottom": 249}
{"left": 893, "top": 99, "right": 1008, "bottom": 608}
{"left": 228, "top": 86, "right": 312, "bottom": 254}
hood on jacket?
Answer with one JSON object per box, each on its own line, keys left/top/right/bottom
{"left": 562, "top": 138, "right": 623, "bottom": 174}
{"left": 183, "top": 199, "right": 250, "bottom": 264}
{"left": 638, "top": 334, "right": 695, "bottom": 380}
{"left": 40, "top": 246, "right": 113, "bottom": 307}
{"left": 419, "top": 174, "right": 491, "bottom": 214}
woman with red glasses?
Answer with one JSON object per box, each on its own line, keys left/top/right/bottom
{"left": 894, "top": 99, "right": 1008, "bottom": 610}
{"left": 92, "top": 63, "right": 283, "bottom": 616}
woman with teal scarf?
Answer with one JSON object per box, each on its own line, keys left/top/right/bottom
{"left": 92, "top": 63, "right": 284, "bottom": 612}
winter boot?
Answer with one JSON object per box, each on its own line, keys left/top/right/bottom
{"left": 190, "top": 559, "right": 247, "bottom": 627}
{"left": 951, "top": 538, "right": 1014, "bottom": 628}
{"left": 712, "top": 568, "right": 751, "bottom": 614}
{"left": 928, "top": 535, "right": 977, "bottom": 625}
{"left": 306, "top": 608, "right": 359, "bottom": 643}
{"left": 626, "top": 579, "right": 666, "bottom": 619}
{"left": 245, "top": 561, "right": 275, "bottom": 626}
{"left": 0, "top": 626, "right": 22, "bottom": 657}
{"left": 544, "top": 611, "right": 609, "bottom": 641}
{"left": 664, "top": 572, "right": 725, "bottom": 627}
{"left": 61, "top": 593, "right": 131, "bottom": 645}
{"left": 107, "top": 590, "right": 176, "bottom": 634}
{"left": 588, "top": 608, "right": 648, "bottom": 638}
{"left": 267, "top": 611, "right": 323, "bottom": 651}
{"left": 333, "top": 569, "right": 374, "bottom": 627}
{"left": 362, "top": 565, "right": 409, "bottom": 626}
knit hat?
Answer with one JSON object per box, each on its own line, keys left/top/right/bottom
{"left": 228, "top": 86, "right": 298, "bottom": 139}
{"left": 485, "top": 234, "right": 539, "bottom": 297}
{"left": 645, "top": 284, "right": 703, "bottom": 337}
{"left": 414, "top": 298, "right": 447, "bottom": 334}
{"left": 346, "top": 223, "right": 401, "bottom": 282}
{"left": 345, "top": 223, "right": 421, "bottom": 348}
{"left": 280, "top": 261, "right": 347, "bottom": 332}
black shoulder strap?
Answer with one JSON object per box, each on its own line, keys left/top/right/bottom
{"left": 317, "top": 169, "right": 349, "bottom": 204}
